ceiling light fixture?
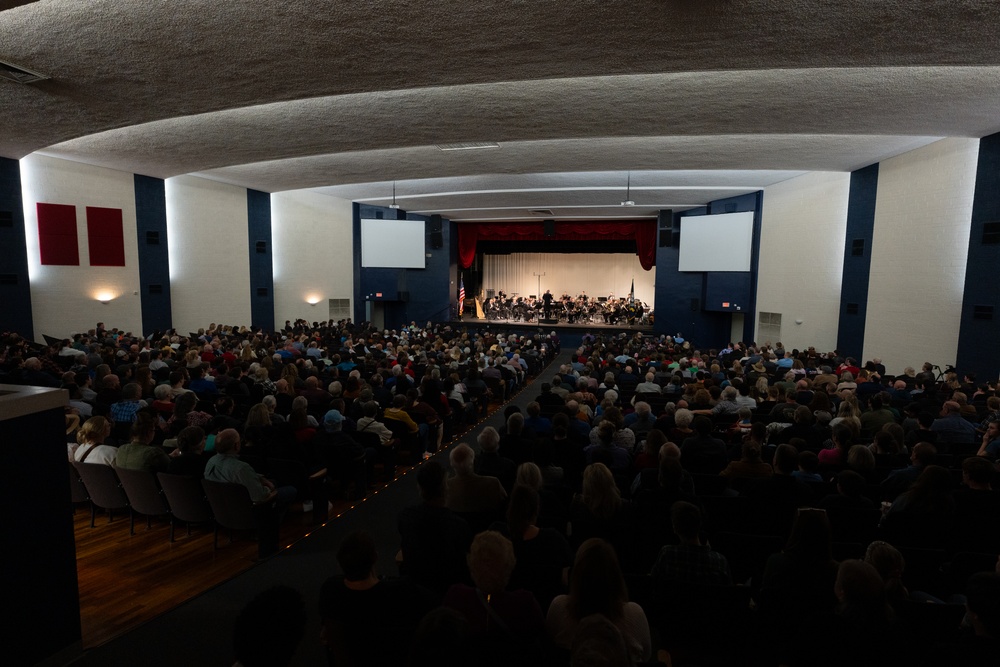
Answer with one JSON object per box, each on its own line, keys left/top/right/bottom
{"left": 437, "top": 142, "right": 501, "bottom": 151}
{"left": 621, "top": 171, "right": 635, "bottom": 206}
{"left": 389, "top": 181, "right": 400, "bottom": 209}
{"left": 0, "top": 59, "right": 49, "bottom": 84}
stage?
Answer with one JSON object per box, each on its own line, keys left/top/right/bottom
{"left": 446, "top": 315, "right": 654, "bottom": 337}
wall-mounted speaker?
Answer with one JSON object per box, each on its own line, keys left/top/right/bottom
{"left": 690, "top": 298, "right": 700, "bottom": 312}
{"left": 543, "top": 219, "right": 556, "bottom": 237}
{"left": 430, "top": 214, "right": 443, "bottom": 233}
{"left": 430, "top": 231, "right": 443, "bottom": 249}
{"left": 659, "top": 229, "right": 672, "bottom": 248}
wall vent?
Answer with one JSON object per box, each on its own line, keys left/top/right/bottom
{"left": 982, "top": 222, "right": 1000, "bottom": 245}
{"left": 529, "top": 209, "right": 553, "bottom": 216}
{"left": 973, "top": 305, "right": 994, "bottom": 321}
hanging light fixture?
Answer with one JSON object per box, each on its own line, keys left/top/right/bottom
{"left": 389, "top": 181, "right": 400, "bottom": 209}
{"left": 620, "top": 171, "right": 635, "bottom": 206}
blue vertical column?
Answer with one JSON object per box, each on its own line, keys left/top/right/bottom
{"left": 0, "top": 157, "right": 33, "bottom": 337}
{"left": 707, "top": 192, "right": 762, "bottom": 344}
{"left": 957, "top": 133, "right": 1000, "bottom": 378}
{"left": 134, "top": 175, "right": 172, "bottom": 336}
{"left": 247, "top": 189, "right": 275, "bottom": 332}
{"left": 836, "top": 164, "right": 879, "bottom": 357}
{"left": 653, "top": 207, "right": 708, "bottom": 339}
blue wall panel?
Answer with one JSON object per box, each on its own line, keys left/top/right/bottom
{"left": 653, "top": 191, "right": 762, "bottom": 347}
{"left": 836, "top": 164, "right": 879, "bottom": 357}
{"left": 353, "top": 205, "right": 451, "bottom": 328}
{"left": 707, "top": 192, "right": 761, "bottom": 343}
{"left": 134, "top": 174, "right": 172, "bottom": 336}
{"left": 653, "top": 207, "right": 712, "bottom": 341}
{"left": 957, "top": 132, "right": 1000, "bottom": 379}
{"left": 247, "top": 189, "right": 275, "bottom": 332}
{"left": 0, "top": 157, "right": 33, "bottom": 338}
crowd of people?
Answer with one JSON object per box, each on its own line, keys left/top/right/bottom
{"left": 5, "top": 322, "right": 1000, "bottom": 665}
{"left": 316, "top": 333, "right": 1000, "bottom": 666}
{"left": 1, "top": 319, "right": 557, "bottom": 558}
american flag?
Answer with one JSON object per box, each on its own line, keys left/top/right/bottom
{"left": 458, "top": 277, "right": 465, "bottom": 303}
{"left": 629, "top": 278, "right": 635, "bottom": 303}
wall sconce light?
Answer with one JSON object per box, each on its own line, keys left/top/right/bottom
{"left": 95, "top": 291, "right": 115, "bottom": 304}
{"left": 306, "top": 296, "right": 322, "bottom": 306}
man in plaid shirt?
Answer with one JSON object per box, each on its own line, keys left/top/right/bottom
{"left": 650, "top": 501, "right": 732, "bottom": 586}
{"left": 109, "top": 383, "right": 146, "bottom": 424}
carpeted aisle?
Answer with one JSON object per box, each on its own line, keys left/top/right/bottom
{"left": 70, "top": 351, "right": 573, "bottom": 666}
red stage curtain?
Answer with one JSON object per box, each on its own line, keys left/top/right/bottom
{"left": 457, "top": 220, "right": 656, "bottom": 271}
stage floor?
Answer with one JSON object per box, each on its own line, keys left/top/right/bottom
{"left": 448, "top": 315, "right": 653, "bottom": 334}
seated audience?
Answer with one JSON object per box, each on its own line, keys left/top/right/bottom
{"left": 72, "top": 416, "right": 117, "bottom": 466}
{"left": 649, "top": 501, "right": 733, "bottom": 586}
{"left": 116, "top": 413, "right": 170, "bottom": 473}
{"left": 443, "top": 531, "right": 545, "bottom": 661}
{"left": 546, "top": 538, "right": 652, "bottom": 664}
{"left": 397, "top": 461, "right": 473, "bottom": 597}
{"left": 318, "top": 530, "right": 433, "bottom": 667}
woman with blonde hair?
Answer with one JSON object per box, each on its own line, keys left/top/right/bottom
{"left": 74, "top": 416, "right": 116, "bottom": 465}
{"left": 570, "top": 463, "right": 629, "bottom": 551}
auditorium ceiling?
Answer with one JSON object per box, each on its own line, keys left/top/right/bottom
{"left": 2, "top": 1, "right": 1000, "bottom": 221}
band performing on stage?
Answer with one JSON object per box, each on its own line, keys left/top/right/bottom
{"left": 481, "top": 290, "right": 652, "bottom": 325}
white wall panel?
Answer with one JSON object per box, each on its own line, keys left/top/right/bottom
{"left": 20, "top": 154, "right": 142, "bottom": 341}
{"left": 864, "top": 138, "right": 979, "bottom": 374}
{"left": 165, "top": 175, "right": 250, "bottom": 333}
{"left": 271, "top": 190, "right": 354, "bottom": 326}
{"left": 482, "top": 253, "right": 654, "bottom": 305}
{"left": 756, "top": 171, "right": 851, "bottom": 352}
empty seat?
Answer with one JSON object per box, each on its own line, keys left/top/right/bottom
{"left": 156, "top": 472, "right": 213, "bottom": 542}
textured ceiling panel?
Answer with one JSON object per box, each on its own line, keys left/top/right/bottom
{"left": 4, "top": 1, "right": 999, "bottom": 220}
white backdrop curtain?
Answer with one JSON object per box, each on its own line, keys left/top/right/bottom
{"left": 481, "top": 253, "right": 655, "bottom": 305}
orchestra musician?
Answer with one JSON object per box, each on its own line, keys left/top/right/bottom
{"left": 480, "top": 289, "right": 650, "bottom": 325}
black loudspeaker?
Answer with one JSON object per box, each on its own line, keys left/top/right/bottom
{"left": 543, "top": 219, "right": 556, "bottom": 237}
{"left": 430, "top": 231, "right": 443, "bottom": 249}
{"left": 690, "top": 298, "right": 700, "bottom": 312}
{"left": 659, "top": 229, "right": 672, "bottom": 248}
{"left": 430, "top": 214, "right": 443, "bottom": 233}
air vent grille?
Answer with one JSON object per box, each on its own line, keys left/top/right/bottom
{"left": 529, "top": 209, "right": 554, "bottom": 216}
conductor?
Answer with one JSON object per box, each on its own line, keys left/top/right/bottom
{"left": 542, "top": 290, "right": 553, "bottom": 319}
